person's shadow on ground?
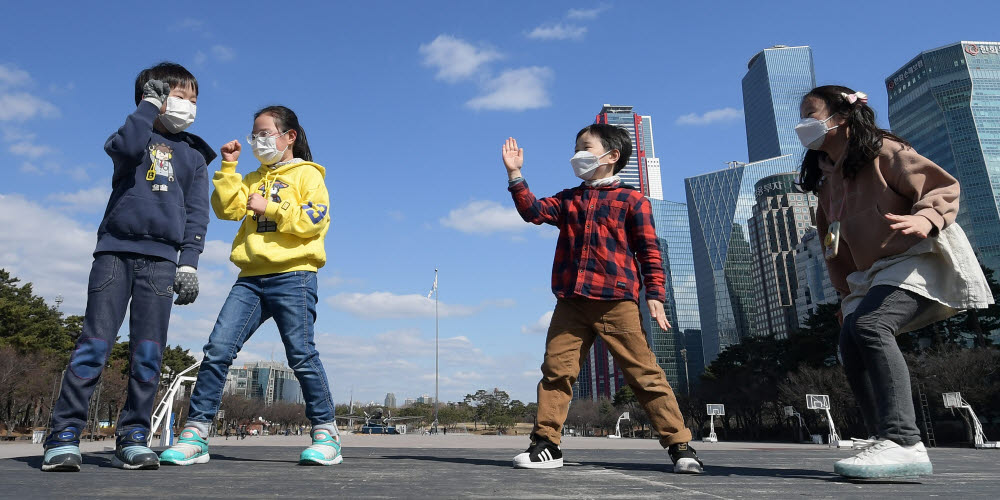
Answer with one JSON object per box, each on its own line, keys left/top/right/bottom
{"left": 10, "top": 452, "right": 112, "bottom": 470}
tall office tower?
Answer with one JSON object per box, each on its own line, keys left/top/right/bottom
{"left": 385, "top": 393, "right": 396, "bottom": 409}
{"left": 595, "top": 105, "right": 651, "bottom": 194}
{"left": 685, "top": 155, "right": 800, "bottom": 363}
{"left": 742, "top": 45, "right": 816, "bottom": 163}
{"left": 747, "top": 173, "right": 819, "bottom": 339}
{"left": 641, "top": 115, "right": 664, "bottom": 200}
{"left": 644, "top": 199, "right": 703, "bottom": 393}
{"left": 886, "top": 41, "right": 1000, "bottom": 272}
{"left": 794, "top": 228, "right": 839, "bottom": 326}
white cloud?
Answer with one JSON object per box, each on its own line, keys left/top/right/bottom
{"left": 326, "top": 291, "right": 494, "bottom": 319}
{"left": 567, "top": 6, "right": 609, "bottom": 19}
{"left": 418, "top": 35, "right": 502, "bottom": 83}
{"left": 19, "top": 160, "right": 88, "bottom": 181}
{"left": 211, "top": 45, "right": 236, "bottom": 62}
{"left": 439, "top": 200, "right": 525, "bottom": 235}
{"left": 0, "top": 64, "right": 31, "bottom": 88}
{"left": 675, "top": 107, "right": 744, "bottom": 126}
{"left": 526, "top": 24, "right": 587, "bottom": 41}
{"left": 194, "top": 51, "right": 207, "bottom": 66}
{"left": 521, "top": 310, "right": 554, "bottom": 335}
{"left": 0, "top": 194, "right": 96, "bottom": 312}
{"left": 172, "top": 18, "right": 205, "bottom": 31}
{"left": 46, "top": 186, "right": 111, "bottom": 213}
{"left": 9, "top": 140, "right": 54, "bottom": 158}
{"left": 0, "top": 92, "right": 59, "bottom": 121}
{"left": 466, "top": 66, "right": 553, "bottom": 111}
{"left": 198, "top": 239, "right": 235, "bottom": 268}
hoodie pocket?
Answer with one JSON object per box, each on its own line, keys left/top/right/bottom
{"left": 104, "top": 194, "right": 185, "bottom": 243}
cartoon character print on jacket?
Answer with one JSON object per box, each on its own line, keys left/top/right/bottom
{"left": 146, "top": 143, "right": 175, "bottom": 192}
{"left": 253, "top": 180, "right": 289, "bottom": 232}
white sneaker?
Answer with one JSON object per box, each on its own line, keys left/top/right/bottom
{"left": 834, "top": 439, "right": 932, "bottom": 478}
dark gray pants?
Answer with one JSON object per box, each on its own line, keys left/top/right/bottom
{"left": 840, "top": 285, "right": 926, "bottom": 446}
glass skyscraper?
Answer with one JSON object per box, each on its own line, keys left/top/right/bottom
{"left": 685, "top": 155, "right": 800, "bottom": 363}
{"left": 645, "top": 199, "right": 703, "bottom": 393}
{"left": 742, "top": 46, "right": 816, "bottom": 163}
{"left": 747, "top": 173, "right": 818, "bottom": 339}
{"left": 886, "top": 41, "right": 1000, "bottom": 272}
{"left": 794, "top": 228, "right": 838, "bottom": 326}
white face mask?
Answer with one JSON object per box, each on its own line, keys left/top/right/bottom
{"left": 795, "top": 114, "right": 838, "bottom": 150}
{"left": 570, "top": 150, "right": 612, "bottom": 180}
{"left": 252, "top": 132, "right": 289, "bottom": 165}
{"left": 159, "top": 96, "right": 197, "bottom": 133}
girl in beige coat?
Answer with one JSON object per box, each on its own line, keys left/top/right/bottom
{"left": 796, "top": 85, "right": 991, "bottom": 479}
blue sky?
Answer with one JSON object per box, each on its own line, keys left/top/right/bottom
{"left": 1, "top": 1, "right": 994, "bottom": 405}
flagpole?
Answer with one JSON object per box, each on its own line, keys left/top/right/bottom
{"left": 434, "top": 267, "right": 439, "bottom": 434}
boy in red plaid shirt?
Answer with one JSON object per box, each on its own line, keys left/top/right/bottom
{"left": 505, "top": 124, "right": 702, "bottom": 473}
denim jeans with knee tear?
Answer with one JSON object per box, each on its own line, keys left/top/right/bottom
{"left": 49, "top": 252, "right": 175, "bottom": 438}
{"left": 185, "top": 271, "right": 336, "bottom": 428}
{"left": 840, "top": 285, "right": 928, "bottom": 446}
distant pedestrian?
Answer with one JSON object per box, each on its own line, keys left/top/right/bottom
{"left": 797, "top": 85, "right": 993, "bottom": 479}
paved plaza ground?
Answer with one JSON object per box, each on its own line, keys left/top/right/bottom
{"left": 1, "top": 434, "right": 997, "bottom": 498}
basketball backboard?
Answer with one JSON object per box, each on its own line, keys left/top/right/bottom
{"left": 806, "top": 394, "right": 830, "bottom": 410}
{"left": 706, "top": 404, "right": 725, "bottom": 416}
{"left": 783, "top": 406, "right": 795, "bottom": 417}
{"left": 942, "top": 392, "right": 962, "bottom": 408}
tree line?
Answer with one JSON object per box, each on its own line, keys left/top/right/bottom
{"left": 0, "top": 269, "right": 196, "bottom": 438}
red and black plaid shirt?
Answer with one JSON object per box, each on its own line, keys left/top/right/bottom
{"left": 509, "top": 179, "right": 666, "bottom": 303}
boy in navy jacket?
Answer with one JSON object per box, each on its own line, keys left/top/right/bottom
{"left": 42, "top": 62, "right": 214, "bottom": 472}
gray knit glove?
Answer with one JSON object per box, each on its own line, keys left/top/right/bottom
{"left": 173, "top": 266, "right": 199, "bottom": 305}
{"left": 142, "top": 79, "right": 171, "bottom": 109}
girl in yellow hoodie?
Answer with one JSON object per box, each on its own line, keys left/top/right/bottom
{"left": 160, "top": 106, "right": 341, "bottom": 466}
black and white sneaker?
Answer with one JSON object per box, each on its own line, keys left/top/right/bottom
{"left": 512, "top": 434, "right": 563, "bottom": 469}
{"left": 668, "top": 442, "right": 704, "bottom": 474}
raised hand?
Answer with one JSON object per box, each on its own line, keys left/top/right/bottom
{"left": 142, "top": 79, "right": 171, "bottom": 109}
{"left": 884, "top": 213, "right": 933, "bottom": 239}
{"left": 502, "top": 137, "right": 524, "bottom": 176}
{"left": 221, "top": 140, "right": 241, "bottom": 162}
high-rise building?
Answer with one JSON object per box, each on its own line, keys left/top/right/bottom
{"left": 794, "top": 227, "right": 839, "bottom": 326}
{"left": 641, "top": 116, "right": 664, "bottom": 200}
{"left": 742, "top": 45, "right": 816, "bottom": 163}
{"left": 646, "top": 199, "right": 703, "bottom": 393}
{"left": 886, "top": 41, "right": 1000, "bottom": 272}
{"left": 223, "top": 361, "right": 304, "bottom": 405}
{"left": 595, "top": 105, "right": 651, "bottom": 194}
{"left": 747, "top": 173, "right": 819, "bottom": 339}
{"left": 685, "top": 155, "right": 801, "bottom": 362}
{"left": 384, "top": 393, "right": 396, "bottom": 409}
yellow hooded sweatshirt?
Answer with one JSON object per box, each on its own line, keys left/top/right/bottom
{"left": 211, "top": 160, "right": 330, "bottom": 277}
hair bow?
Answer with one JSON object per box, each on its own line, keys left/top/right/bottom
{"left": 843, "top": 91, "right": 868, "bottom": 105}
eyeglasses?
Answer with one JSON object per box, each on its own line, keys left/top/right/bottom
{"left": 245, "top": 130, "right": 288, "bottom": 145}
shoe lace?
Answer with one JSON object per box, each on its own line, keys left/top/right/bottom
{"left": 850, "top": 436, "right": 878, "bottom": 449}
{"left": 854, "top": 439, "right": 892, "bottom": 459}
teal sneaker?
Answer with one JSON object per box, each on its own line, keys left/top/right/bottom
{"left": 42, "top": 427, "right": 82, "bottom": 472}
{"left": 160, "top": 428, "right": 210, "bottom": 466}
{"left": 299, "top": 429, "right": 343, "bottom": 465}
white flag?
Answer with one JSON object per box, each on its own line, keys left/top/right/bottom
{"left": 427, "top": 272, "right": 438, "bottom": 298}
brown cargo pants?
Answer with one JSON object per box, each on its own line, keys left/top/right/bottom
{"left": 533, "top": 297, "right": 692, "bottom": 447}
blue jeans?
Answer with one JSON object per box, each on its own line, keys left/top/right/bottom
{"left": 49, "top": 252, "right": 175, "bottom": 438}
{"left": 186, "top": 271, "right": 335, "bottom": 425}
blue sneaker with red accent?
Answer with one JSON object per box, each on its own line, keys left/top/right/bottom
{"left": 42, "top": 427, "right": 82, "bottom": 472}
